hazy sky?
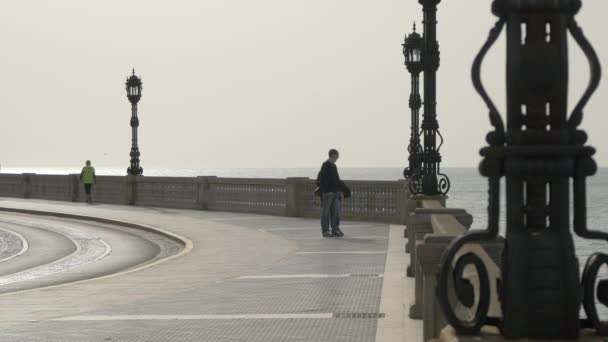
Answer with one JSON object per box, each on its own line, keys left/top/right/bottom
{"left": 0, "top": 1, "right": 606, "bottom": 169}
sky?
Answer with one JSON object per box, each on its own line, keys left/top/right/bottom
{"left": 0, "top": 1, "right": 606, "bottom": 169}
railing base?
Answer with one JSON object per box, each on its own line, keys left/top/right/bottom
{"left": 436, "top": 326, "right": 602, "bottom": 342}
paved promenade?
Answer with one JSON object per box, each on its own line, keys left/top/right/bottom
{"left": 0, "top": 198, "right": 420, "bottom": 342}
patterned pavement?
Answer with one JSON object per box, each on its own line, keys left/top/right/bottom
{"left": 0, "top": 199, "right": 417, "bottom": 342}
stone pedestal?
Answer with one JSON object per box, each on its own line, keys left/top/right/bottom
{"left": 126, "top": 175, "right": 138, "bottom": 205}
{"left": 398, "top": 179, "right": 410, "bottom": 225}
{"left": 196, "top": 176, "right": 216, "bottom": 210}
{"left": 21, "top": 173, "right": 35, "bottom": 199}
{"left": 436, "top": 326, "right": 605, "bottom": 342}
{"left": 405, "top": 194, "right": 447, "bottom": 225}
{"left": 407, "top": 213, "right": 433, "bottom": 277}
{"left": 69, "top": 174, "right": 80, "bottom": 202}
{"left": 418, "top": 235, "right": 452, "bottom": 341}
{"left": 405, "top": 193, "right": 450, "bottom": 258}
{"left": 406, "top": 208, "right": 472, "bottom": 277}
{"left": 286, "top": 177, "right": 308, "bottom": 217}
{"left": 414, "top": 234, "right": 504, "bottom": 341}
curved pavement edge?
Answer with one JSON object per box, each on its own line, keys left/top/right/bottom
{"left": 0, "top": 206, "right": 194, "bottom": 297}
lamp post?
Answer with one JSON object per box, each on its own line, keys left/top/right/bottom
{"left": 126, "top": 69, "right": 143, "bottom": 176}
{"left": 402, "top": 23, "right": 424, "bottom": 186}
{"left": 436, "top": 0, "right": 607, "bottom": 339}
{"left": 410, "top": 0, "right": 449, "bottom": 195}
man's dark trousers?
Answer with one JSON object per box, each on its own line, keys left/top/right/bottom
{"left": 321, "top": 192, "right": 340, "bottom": 232}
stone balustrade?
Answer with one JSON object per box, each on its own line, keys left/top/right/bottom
{"left": 404, "top": 197, "right": 504, "bottom": 342}
{"left": 0, "top": 174, "right": 410, "bottom": 224}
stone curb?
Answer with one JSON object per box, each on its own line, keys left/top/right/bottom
{"left": 0, "top": 205, "right": 194, "bottom": 298}
{"left": 0, "top": 206, "right": 190, "bottom": 248}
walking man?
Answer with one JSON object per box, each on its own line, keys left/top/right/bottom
{"left": 318, "top": 149, "right": 343, "bottom": 237}
{"left": 80, "top": 160, "right": 96, "bottom": 204}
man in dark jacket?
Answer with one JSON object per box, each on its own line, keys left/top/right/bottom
{"left": 318, "top": 149, "right": 343, "bottom": 237}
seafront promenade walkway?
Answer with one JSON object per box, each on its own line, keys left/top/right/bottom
{"left": 0, "top": 198, "right": 421, "bottom": 342}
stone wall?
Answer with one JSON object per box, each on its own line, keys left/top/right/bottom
{"left": 0, "top": 174, "right": 410, "bottom": 224}
{"left": 404, "top": 196, "right": 504, "bottom": 342}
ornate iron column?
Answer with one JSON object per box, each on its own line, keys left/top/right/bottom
{"left": 126, "top": 69, "right": 143, "bottom": 176}
{"left": 402, "top": 24, "right": 424, "bottom": 184}
{"left": 412, "top": 0, "right": 450, "bottom": 195}
{"left": 436, "top": 0, "right": 607, "bottom": 339}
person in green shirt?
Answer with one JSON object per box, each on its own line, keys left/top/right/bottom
{"left": 80, "top": 160, "right": 96, "bottom": 204}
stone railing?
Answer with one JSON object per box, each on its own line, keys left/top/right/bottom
{"left": 404, "top": 196, "right": 504, "bottom": 342}
{"left": 207, "top": 177, "right": 289, "bottom": 216}
{"left": 0, "top": 174, "right": 410, "bottom": 224}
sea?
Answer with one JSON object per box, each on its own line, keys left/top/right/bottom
{"left": 2, "top": 166, "right": 608, "bottom": 318}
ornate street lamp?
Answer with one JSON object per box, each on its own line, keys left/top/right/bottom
{"left": 410, "top": 0, "right": 450, "bottom": 195}
{"left": 402, "top": 23, "right": 424, "bottom": 184}
{"left": 126, "top": 69, "right": 143, "bottom": 176}
{"left": 436, "top": 0, "right": 606, "bottom": 339}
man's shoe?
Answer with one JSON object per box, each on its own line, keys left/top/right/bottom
{"left": 322, "top": 231, "right": 332, "bottom": 238}
{"left": 331, "top": 229, "right": 344, "bottom": 237}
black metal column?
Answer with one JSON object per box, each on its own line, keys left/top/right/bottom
{"left": 406, "top": 72, "right": 422, "bottom": 178}
{"left": 417, "top": 0, "right": 449, "bottom": 195}
{"left": 436, "top": 0, "right": 608, "bottom": 339}
{"left": 126, "top": 70, "right": 143, "bottom": 176}
{"left": 403, "top": 25, "right": 423, "bottom": 183}
{"left": 499, "top": 1, "right": 579, "bottom": 337}
{"left": 128, "top": 102, "right": 142, "bottom": 175}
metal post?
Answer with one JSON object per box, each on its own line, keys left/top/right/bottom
{"left": 403, "top": 24, "right": 424, "bottom": 186}
{"left": 126, "top": 69, "right": 143, "bottom": 176}
{"left": 435, "top": 0, "right": 608, "bottom": 339}
{"left": 414, "top": 0, "right": 449, "bottom": 195}
{"left": 499, "top": 1, "right": 579, "bottom": 337}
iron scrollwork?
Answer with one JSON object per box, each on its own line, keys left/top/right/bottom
{"left": 435, "top": 130, "right": 450, "bottom": 195}
{"left": 581, "top": 253, "right": 608, "bottom": 335}
{"left": 436, "top": 17, "right": 505, "bottom": 334}
{"left": 408, "top": 171, "right": 423, "bottom": 194}
{"left": 567, "top": 16, "right": 608, "bottom": 335}
{"left": 437, "top": 171, "right": 450, "bottom": 195}
{"left": 404, "top": 141, "right": 422, "bottom": 179}
{"left": 436, "top": 177, "right": 502, "bottom": 333}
